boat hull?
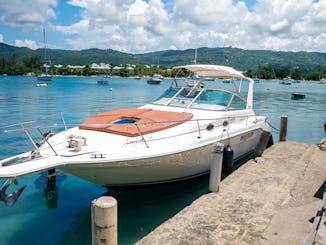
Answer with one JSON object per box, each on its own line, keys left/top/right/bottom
{"left": 37, "top": 75, "right": 53, "bottom": 81}
{"left": 60, "top": 128, "right": 262, "bottom": 187}
{"left": 291, "top": 93, "right": 305, "bottom": 100}
{"left": 147, "top": 79, "right": 161, "bottom": 84}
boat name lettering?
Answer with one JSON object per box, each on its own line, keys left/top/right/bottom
{"left": 240, "top": 131, "right": 254, "bottom": 141}
{"left": 125, "top": 139, "right": 145, "bottom": 144}
{"left": 229, "top": 118, "right": 235, "bottom": 122}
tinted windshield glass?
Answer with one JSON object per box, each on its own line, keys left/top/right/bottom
{"left": 153, "top": 81, "right": 247, "bottom": 110}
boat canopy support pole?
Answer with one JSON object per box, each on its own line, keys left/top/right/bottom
{"left": 187, "top": 87, "right": 206, "bottom": 108}
{"left": 36, "top": 127, "right": 58, "bottom": 155}
{"left": 135, "top": 124, "right": 149, "bottom": 148}
{"left": 187, "top": 77, "right": 205, "bottom": 97}
{"left": 20, "top": 123, "right": 38, "bottom": 150}
{"left": 165, "top": 87, "right": 185, "bottom": 106}
{"left": 60, "top": 112, "right": 67, "bottom": 131}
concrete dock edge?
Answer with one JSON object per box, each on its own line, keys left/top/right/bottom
{"left": 136, "top": 141, "right": 326, "bottom": 245}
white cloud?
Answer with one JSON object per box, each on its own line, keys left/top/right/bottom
{"left": 67, "top": 0, "right": 91, "bottom": 9}
{"left": 270, "top": 19, "right": 289, "bottom": 33}
{"left": 128, "top": 0, "right": 148, "bottom": 18}
{"left": 172, "top": 0, "right": 247, "bottom": 27}
{"left": 56, "top": 0, "right": 253, "bottom": 52}
{"left": 245, "top": 0, "right": 312, "bottom": 35}
{"left": 56, "top": 20, "right": 90, "bottom": 35}
{"left": 0, "top": 34, "right": 3, "bottom": 43}
{"left": 3, "top": 0, "right": 324, "bottom": 53}
{"left": 0, "top": 0, "right": 57, "bottom": 30}
{"left": 74, "top": 0, "right": 326, "bottom": 52}
{"left": 232, "top": 0, "right": 326, "bottom": 52}
{"left": 15, "top": 39, "right": 39, "bottom": 49}
{"left": 292, "top": 0, "right": 326, "bottom": 35}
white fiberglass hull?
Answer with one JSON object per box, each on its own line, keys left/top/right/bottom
{"left": 0, "top": 111, "right": 268, "bottom": 187}
{"left": 60, "top": 127, "right": 263, "bottom": 187}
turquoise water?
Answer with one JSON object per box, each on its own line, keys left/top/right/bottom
{"left": 0, "top": 76, "right": 325, "bottom": 244}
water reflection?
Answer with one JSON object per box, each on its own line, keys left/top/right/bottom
{"left": 59, "top": 157, "right": 250, "bottom": 245}
{"left": 54, "top": 156, "right": 251, "bottom": 244}
{"left": 44, "top": 169, "right": 58, "bottom": 209}
{"left": 59, "top": 175, "right": 210, "bottom": 245}
{"left": 34, "top": 169, "right": 67, "bottom": 209}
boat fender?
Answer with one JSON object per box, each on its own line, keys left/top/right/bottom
{"left": 222, "top": 145, "right": 234, "bottom": 173}
{"left": 267, "top": 134, "right": 274, "bottom": 148}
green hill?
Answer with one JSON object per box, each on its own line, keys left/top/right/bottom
{"left": 1, "top": 42, "right": 325, "bottom": 73}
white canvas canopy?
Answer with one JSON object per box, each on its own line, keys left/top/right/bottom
{"left": 174, "top": 64, "right": 254, "bottom": 109}
{"left": 174, "top": 64, "right": 247, "bottom": 80}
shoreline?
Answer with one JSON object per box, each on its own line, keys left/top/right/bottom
{"left": 0, "top": 74, "right": 325, "bottom": 83}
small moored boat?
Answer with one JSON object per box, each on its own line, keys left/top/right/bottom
{"left": 291, "top": 93, "right": 306, "bottom": 100}
{"left": 280, "top": 76, "right": 293, "bottom": 85}
{"left": 97, "top": 80, "right": 109, "bottom": 85}
{"left": 147, "top": 74, "right": 163, "bottom": 84}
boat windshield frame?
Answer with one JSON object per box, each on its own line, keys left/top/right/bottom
{"left": 153, "top": 86, "right": 247, "bottom": 111}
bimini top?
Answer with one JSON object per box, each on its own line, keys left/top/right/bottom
{"left": 174, "top": 64, "right": 246, "bottom": 80}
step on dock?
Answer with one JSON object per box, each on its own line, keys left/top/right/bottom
{"left": 136, "top": 141, "right": 326, "bottom": 244}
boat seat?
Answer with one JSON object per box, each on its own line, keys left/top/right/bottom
{"left": 79, "top": 108, "right": 193, "bottom": 137}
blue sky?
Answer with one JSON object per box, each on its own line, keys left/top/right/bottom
{"left": 0, "top": 0, "right": 325, "bottom": 53}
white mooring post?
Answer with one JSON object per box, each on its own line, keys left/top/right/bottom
{"left": 91, "top": 196, "right": 118, "bottom": 245}
{"left": 209, "top": 142, "right": 224, "bottom": 192}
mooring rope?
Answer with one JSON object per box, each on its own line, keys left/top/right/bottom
{"left": 267, "top": 121, "right": 280, "bottom": 132}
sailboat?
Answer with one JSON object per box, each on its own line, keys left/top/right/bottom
{"left": 37, "top": 28, "right": 53, "bottom": 81}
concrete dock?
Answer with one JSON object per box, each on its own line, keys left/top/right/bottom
{"left": 136, "top": 141, "right": 326, "bottom": 244}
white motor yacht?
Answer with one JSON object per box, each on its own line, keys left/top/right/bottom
{"left": 0, "top": 64, "right": 269, "bottom": 189}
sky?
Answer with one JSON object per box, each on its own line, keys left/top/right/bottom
{"left": 0, "top": 0, "right": 325, "bottom": 54}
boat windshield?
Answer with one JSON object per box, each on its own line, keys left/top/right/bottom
{"left": 153, "top": 86, "right": 246, "bottom": 111}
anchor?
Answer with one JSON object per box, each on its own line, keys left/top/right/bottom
{"left": 0, "top": 178, "right": 26, "bottom": 206}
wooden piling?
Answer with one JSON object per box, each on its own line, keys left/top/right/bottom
{"left": 279, "top": 115, "right": 288, "bottom": 142}
{"left": 91, "top": 196, "right": 118, "bottom": 245}
{"left": 253, "top": 129, "right": 271, "bottom": 157}
{"left": 209, "top": 142, "right": 224, "bottom": 192}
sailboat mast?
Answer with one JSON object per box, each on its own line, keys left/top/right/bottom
{"left": 43, "top": 28, "right": 47, "bottom": 65}
{"left": 37, "top": 27, "right": 52, "bottom": 81}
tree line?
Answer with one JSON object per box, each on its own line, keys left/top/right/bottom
{"left": 245, "top": 65, "right": 325, "bottom": 80}
{"left": 1, "top": 53, "right": 325, "bottom": 80}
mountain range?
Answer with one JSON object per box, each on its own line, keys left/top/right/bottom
{"left": 1, "top": 42, "right": 325, "bottom": 72}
